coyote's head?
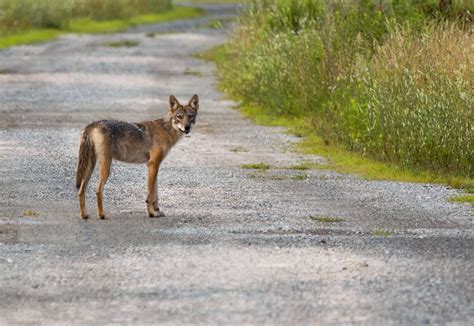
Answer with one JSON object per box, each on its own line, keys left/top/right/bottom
{"left": 169, "top": 94, "right": 199, "bottom": 134}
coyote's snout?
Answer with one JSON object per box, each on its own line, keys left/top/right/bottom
{"left": 76, "top": 94, "right": 199, "bottom": 219}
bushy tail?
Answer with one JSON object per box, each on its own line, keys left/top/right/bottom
{"left": 76, "top": 129, "right": 96, "bottom": 190}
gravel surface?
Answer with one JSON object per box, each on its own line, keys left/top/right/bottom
{"left": 0, "top": 3, "right": 472, "bottom": 324}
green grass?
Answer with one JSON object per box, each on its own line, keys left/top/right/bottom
{"left": 205, "top": 0, "right": 473, "bottom": 190}
{"left": 284, "top": 161, "right": 321, "bottom": 170}
{"left": 291, "top": 174, "right": 308, "bottom": 181}
{"left": 176, "top": 0, "right": 243, "bottom": 3}
{"left": 310, "top": 216, "right": 345, "bottom": 223}
{"left": 0, "top": 29, "right": 62, "bottom": 49}
{"left": 103, "top": 40, "right": 139, "bottom": 47}
{"left": 369, "top": 229, "right": 395, "bottom": 237}
{"left": 229, "top": 147, "right": 249, "bottom": 153}
{"left": 208, "top": 20, "right": 224, "bottom": 29}
{"left": 184, "top": 68, "right": 204, "bottom": 77}
{"left": 202, "top": 45, "right": 473, "bottom": 193}
{"left": 241, "top": 162, "right": 271, "bottom": 170}
{"left": 23, "top": 210, "right": 39, "bottom": 217}
{"left": 0, "top": 6, "right": 203, "bottom": 48}
{"left": 449, "top": 195, "right": 474, "bottom": 206}
{"left": 240, "top": 103, "right": 474, "bottom": 192}
{"left": 68, "top": 6, "right": 202, "bottom": 34}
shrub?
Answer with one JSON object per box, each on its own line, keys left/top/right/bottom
{"left": 220, "top": 0, "right": 473, "bottom": 177}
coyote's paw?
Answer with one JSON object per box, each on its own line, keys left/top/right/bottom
{"left": 149, "top": 210, "right": 165, "bottom": 218}
{"left": 98, "top": 214, "right": 108, "bottom": 220}
{"left": 81, "top": 214, "right": 89, "bottom": 220}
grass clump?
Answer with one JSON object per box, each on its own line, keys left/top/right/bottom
{"left": 449, "top": 195, "right": 474, "bottom": 206}
{"left": 241, "top": 162, "right": 271, "bottom": 170}
{"left": 184, "top": 68, "right": 204, "bottom": 76}
{"left": 103, "top": 40, "right": 139, "bottom": 47}
{"left": 369, "top": 229, "right": 395, "bottom": 237}
{"left": 291, "top": 174, "right": 308, "bottom": 180}
{"left": 210, "top": 0, "right": 473, "bottom": 189}
{"left": 285, "top": 161, "right": 321, "bottom": 170}
{"left": 23, "top": 210, "right": 39, "bottom": 217}
{"left": 229, "top": 146, "right": 249, "bottom": 153}
{"left": 310, "top": 216, "right": 344, "bottom": 223}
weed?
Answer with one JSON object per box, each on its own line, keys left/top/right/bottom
{"left": 0, "top": 5, "right": 202, "bottom": 48}
{"left": 310, "top": 216, "right": 344, "bottom": 223}
{"left": 241, "top": 162, "right": 271, "bottom": 170}
{"left": 291, "top": 174, "right": 308, "bottom": 180}
{"left": 184, "top": 68, "right": 204, "bottom": 77}
{"left": 370, "top": 229, "right": 395, "bottom": 237}
{"left": 449, "top": 195, "right": 474, "bottom": 206}
{"left": 23, "top": 210, "right": 39, "bottom": 217}
{"left": 103, "top": 40, "right": 139, "bottom": 47}
{"left": 208, "top": 20, "right": 223, "bottom": 29}
{"left": 284, "top": 161, "right": 320, "bottom": 170}
{"left": 229, "top": 146, "right": 249, "bottom": 153}
{"left": 146, "top": 32, "right": 156, "bottom": 38}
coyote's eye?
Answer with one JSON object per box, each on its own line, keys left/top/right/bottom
{"left": 176, "top": 114, "right": 183, "bottom": 119}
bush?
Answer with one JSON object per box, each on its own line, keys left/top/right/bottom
{"left": 220, "top": 0, "right": 473, "bottom": 177}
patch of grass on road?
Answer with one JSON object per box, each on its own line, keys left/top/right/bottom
{"left": 310, "top": 216, "right": 344, "bottom": 223}
{"left": 291, "top": 174, "right": 308, "bottom": 181}
{"left": 103, "top": 40, "right": 139, "bottom": 47}
{"left": 241, "top": 162, "right": 270, "bottom": 170}
{"left": 0, "top": 29, "right": 63, "bottom": 49}
{"left": 229, "top": 146, "right": 249, "bottom": 153}
{"left": 184, "top": 68, "right": 204, "bottom": 76}
{"left": 0, "top": 6, "right": 203, "bottom": 48}
{"left": 284, "top": 161, "right": 320, "bottom": 170}
{"left": 208, "top": 20, "right": 224, "bottom": 29}
{"left": 449, "top": 195, "right": 474, "bottom": 207}
{"left": 370, "top": 229, "right": 395, "bottom": 237}
{"left": 23, "top": 210, "right": 39, "bottom": 217}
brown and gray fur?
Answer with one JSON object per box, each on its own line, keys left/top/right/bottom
{"left": 76, "top": 94, "right": 199, "bottom": 219}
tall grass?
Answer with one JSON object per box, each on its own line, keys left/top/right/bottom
{"left": 0, "top": 0, "right": 171, "bottom": 35}
{"left": 219, "top": 0, "right": 473, "bottom": 178}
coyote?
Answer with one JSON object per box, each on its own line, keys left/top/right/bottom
{"left": 75, "top": 94, "right": 199, "bottom": 219}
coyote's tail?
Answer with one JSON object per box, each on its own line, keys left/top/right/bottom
{"left": 76, "top": 128, "right": 96, "bottom": 190}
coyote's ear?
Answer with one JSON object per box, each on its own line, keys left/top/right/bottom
{"left": 169, "top": 95, "right": 180, "bottom": 112}
{"left": 189, "top": 94, "right": 199, "bottom": 111}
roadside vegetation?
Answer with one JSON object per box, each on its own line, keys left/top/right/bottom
{"left": 0, "top": 0, "right": 202, "bottom": 48}
{"left": 206, "top": 0, "right": 473, "bottom": 192}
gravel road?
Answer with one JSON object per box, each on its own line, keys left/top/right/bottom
{"left": 0, "top": 3, "right": 472, "bottom": 324}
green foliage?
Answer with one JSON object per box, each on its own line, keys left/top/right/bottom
{"left": 449, "top": 195, "right": 474, "bottom": 206}
{"left": 369, "top": 229, "right": 395, "bottom": 237}
{"left": 0, "top": 28, "right": 62, "bottom": 48}
{"left": 310, "top": 216, "right": 344, "bottom": 223}
{"left": 0, "top": 5, "right": 202, "bottom": 47}
{"left": 103, "top": 40, "right": 139, "bottom": 47}
{"left": 241, "top": 162, "right": 271, "bottom": 170}
{"left": 0, "top": 0, "right": 172, "bottom": 35}
{"left": 217, "top": 0, "right": 474, "bottom": 179}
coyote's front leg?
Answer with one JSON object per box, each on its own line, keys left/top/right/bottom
{"left": 146, "top": 156, "right": 164, "bottom": 217}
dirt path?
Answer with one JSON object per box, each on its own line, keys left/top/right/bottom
{"left": 0, "top": 4, "right": 472, "bottom": 324}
